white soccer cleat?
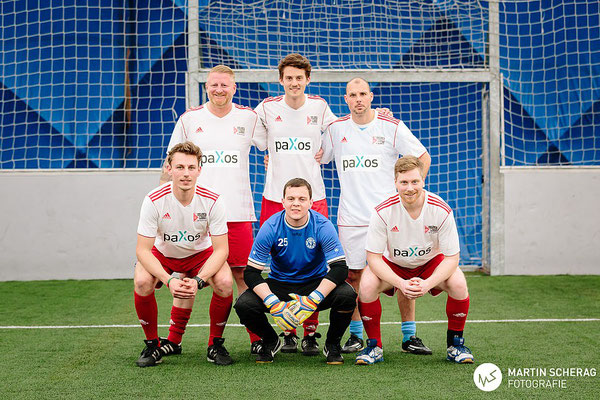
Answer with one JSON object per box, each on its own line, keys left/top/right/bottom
{"left": 446, "top": 336, "right": 474, "bottom": 364}
{"left": 355, "top": 338, "right": 383, "bottom": 365}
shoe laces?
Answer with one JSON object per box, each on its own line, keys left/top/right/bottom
{"left": 211, "top": 341, "right": 230, "bottom": 357}
{"left": 411, "top": 336, "right": 425, "bottom": 346}
{"left": 454, "top": 344, "right": 472, "bottom": 353}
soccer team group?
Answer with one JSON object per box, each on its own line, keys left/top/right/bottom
{"left": 133, "top": 53, "right": 474, "bottom": 367}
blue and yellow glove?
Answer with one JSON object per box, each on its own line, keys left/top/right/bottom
{"left": 289, "top": 290, "right": 324, "bottom": 324}
{"left": 264, "top": 294, "right": 300, "bottom": 331}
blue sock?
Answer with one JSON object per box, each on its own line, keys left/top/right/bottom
{"left": 349, "top": 320, "right": 363, "bottom": 339}
{"left": 401, "top": 321, "right": 416, "bottom": 343}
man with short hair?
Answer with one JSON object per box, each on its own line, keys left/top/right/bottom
{"left": 234, "top": 178, "right": 357, "bottom": 364}
{"left": 321, "top": 77, "right": 433, "bottom": 354}
{"left": 355, "top": 155, "right": 473, "bottom": 365}
{"left": 134, "top": 141, "right": 234, "bottom": 367}
{"left": 163, "top": 65, "right": 267, "bottom": 352}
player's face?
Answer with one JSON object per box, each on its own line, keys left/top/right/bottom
{"left": 344, "top": 80, "right": 373, "bottom": 116}
{"left": 280, "top": 66, "right": 310, "bottom": 99}
{"left": 395, "top": 168, "right": 425, "bottom": 206}
{"left": 167, "top": 152, "right": 201, "bottom": 192}
{"left": 206, "top": 72, "right": 236, "bottom": 108}
{"left": 282, "top": 185, "right": 313, "bottom": 226}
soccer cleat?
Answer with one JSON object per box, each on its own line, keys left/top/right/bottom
{"left": 401, "top": 336, "right": 433, "bottom": 355}
{"left": 341, "top": 334, "right": 365, "bottom": 353}
{"left": 256, "top": 337, "right": 283, "bottom": 363}
{"left": 301, "top": 332, "right": 321, "bottom": 356}
{"left": 136, "top": 339, "right": 163, "bottom": 367}
{"left": 447, "top": 336, "right": 474, "bottom": 364}
{"left": 159, "top": 337, "right": 182, "bottom": 356}
{"left": 355, "top": 339, "right": 384, "bottom": 365}
{"left": 323, "top": 342, "right": 344, "bottom": 365}
{"left": 250, "top": 339, "right": 263, "bottom": 355}
{"left": 207, "top": 337, "right": 233, "bottom": 366}
{"left": 279, "top": 332, "right": 299, "bottom": 353}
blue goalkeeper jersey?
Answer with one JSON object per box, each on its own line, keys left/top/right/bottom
{"left": 248, "top": 209, "right": 345, "bottom": 283}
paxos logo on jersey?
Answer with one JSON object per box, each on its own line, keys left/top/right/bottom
{"left": 274, "top": 137, "right": 312, "bottom": 153}
{"left": 393, "top": 246, "right": 432, "bottom": 257}
{"left": 201, "top": 150, "right": 240, "bottom": 167}
{"left": 305, "top": 237, "right": 316, "bottom": 249}
{"left": 163, "top": 230, "right": 203, "bottom": 243}
{"left": 341, "top": 155, "right": 381, "bottom": 172}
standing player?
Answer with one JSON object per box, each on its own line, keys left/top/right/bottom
{"left": 162, "top": 65, "right": 266, "bottom": 352}
{"left": 355, "top": 155, "right": 473, "bottom": 365}
{"left": 134, "top": 142, "right": 234, "bottom": 367}
{"left": 234, "top": 178, "right": 357, "bottom": 364}
{"left": 321, "top": 77, "right": 433, "bottom": 355}
{"left": 254, "top": 54, "right": 336, "bottom": 354}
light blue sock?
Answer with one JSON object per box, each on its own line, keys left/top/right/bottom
{"left": 349, "top": 320, "right": 363, "bottom": 339}
{"left": 401, "top": 321, "right": 416, "bottom": 343}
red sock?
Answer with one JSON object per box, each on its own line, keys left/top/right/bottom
{"left": 167, "top": 306, "right": 192, "bottom": 344}
{"left": 208, "top": 292, "right": 233, "bottom": 346}
{"left": 247, "top": 328, "right": 261, "bottom": 343}
{"left": 446, "top": 296, "right": 470, "bottom": 331}
{"left": 134, "top": 291, "right": 158, "bottom": 340}
{"left": 358, "top": 299, "right": 383, "bottom": 348}
{"left": 303, "top": 312, "right": 319, "bottom": 335}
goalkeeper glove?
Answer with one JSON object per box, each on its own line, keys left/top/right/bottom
{"left": 289, "top": 290, "right": 324, "bottom": 324}
{"left": 263, "top": 294, "right": 299, "bottom": 331}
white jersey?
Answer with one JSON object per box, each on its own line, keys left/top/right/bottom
{"left": 166, "top": 103, "right": 267, "bottom": 222}
{"left": 365, "top": 191, "right": 460, "bottom": 269}
{"left": 137, "top": 182, "right": 228, "bottom": 259}
{"left": 255, "top": 94, "right": 337, "bottom": 202}
{"left": 321, "top": 111, "right": 427, "bottom": 226}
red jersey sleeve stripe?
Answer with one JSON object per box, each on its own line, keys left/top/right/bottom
{"left": 196, "top": 187, "right": 219, "bottom": 201}
{"left": 149, "top": 187, "right": 171, "bottom": 201}
{"left": 330, "top": 115, "right": 351, "bottom": 126}
{"left": 150, "top": 190, "right": 171, "bottom": 202}
{"left": 427, "top": 198, "right": 451, "bottom": 214}
{"left": 375, "top": 195, "right": 400, "bottom": 211}
{"left": 377, "top": 115, "right": 400, "bottom": 125}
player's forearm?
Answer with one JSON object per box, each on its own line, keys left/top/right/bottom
{"left": 137, "top": 249, "right": 171, "bottom": 284}
{"left": 314, "top": 278, "right": 337, "bottom": 298}
{"left": 425, "top": 254, "right": 459, "bottom": 288}
{"left": 252, "top": 282, "right": 273, "bottom": 302}
{"left": 419, "top": 151, "right": 431, "bottom": 178}
{"left": 367, "top": 252, "right": 405, "bottom": 289}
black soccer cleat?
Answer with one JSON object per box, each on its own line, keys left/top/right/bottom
{"left": 256, "top": 337, "right": 283, "bottom": 363}
{"left": 279, "top": 332, "right": 299, "bottom": 353}
{"left": 323, "top": 342, "right": 344, "bottom": 365}
{"left": 159, "top": 337, "right": 182, "bottom": 356}
{"left": 207, "top": 337, "right": 233, "bottom": 365}
{"left": 401, "top": 336, "right": 433, "bottom": 355}
{"left": 250, "top": 339, "right": 263, "bottom": 355}
{"left": 301, "top": 332, "right": 321, "bottom": 356}
{"left": 136, "top": 339, "right": 163, "bottom": 367}
{"left": 341, "top": 334, "right": 365, "bottom": 353}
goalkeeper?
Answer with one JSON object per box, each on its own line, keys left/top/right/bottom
{"left": 234, "top": 178, "right": 356, "bottom": 364}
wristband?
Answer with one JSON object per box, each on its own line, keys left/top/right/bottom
{"left": 167, "top": 277, "right": 175, "bottom": 288}
{"left": 193, "top": 276, "right": 207, "bottom": 290}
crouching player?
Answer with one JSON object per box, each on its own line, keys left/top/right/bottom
{"left": 134, "top": 142, "right": 234, "bottom": 367}
{"left": 234, "top": 178, "right": 356, "bottom": 364}
{"left": 355, "top": 155, "right": 473, "bottom": 365}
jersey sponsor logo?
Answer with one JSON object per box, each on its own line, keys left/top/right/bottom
{"left": 372, "top": 136, "right": 385, "bottom": 145}
{"left": 162, "top": 213, "right": 172, "bottom": 219}
{"left": 233, "top": 126, "right": 245, "bottom": 135}
{"left": 340, "top": 155, "right": 381, "bottom": 172}
{"left": 393, "top": 246, "right": 432, "bottom": 258}
{"left": 196, "top": 126, "right": 203, "bottom": 133}
{"left": 193, "top": 212, "right": 207, "bottom": 222}
{"left": 201, "top": 150, "right": 240, "bottom": 167}
{"left": 391, "top": 226, "right": 399, "bottom": 232}
{"left": 307, "top": 115, "right": 318, "bottom": 125}
{"left": 305, "top": 237, "right": 316, "bottom": 249}
{"left": 163, "top": 230, "right": 204, "bottom": 243}
{"left": 424, "top": 225, "right": 439, "bottom": 234}
{"left": 274, "top": 137, "right": 312, "bottom": 153}
{"left": 275, "top": 115, "right": 283, "bottom": 122}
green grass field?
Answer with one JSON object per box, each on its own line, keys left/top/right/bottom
{"left": 1, "top": 274, "right": 598, "bottom": 399}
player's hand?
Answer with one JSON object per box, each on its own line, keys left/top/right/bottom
{"left": 288, "top": 290, "right": 324, "bottom": 324}
{"left": 375, "top": 107, "right": 394, "bottom": 117}
{"left": 168, "top": 278, "right": 196, "bottom": 299}
{"left": 314, "top": 148, "right": 324, "bottom": 164}
{"left": 399, "top": 279, "right": 421, "bottom": 300}
{"left": 264, "top": 294, "right": 299, "bottom": 331}
{"left": 263, "top": 155, "right": 269, "bottom": 170}
{"left": 409, "top": 278, "right": 431, "bottom": 298}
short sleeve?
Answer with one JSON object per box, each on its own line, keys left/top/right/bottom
{"left": 320, "top": 125, "right": 334, "bottom": 165}
{"left": 137, "top": 196, "right": 159, "bottom": 238}
{"left": 393, "top": 120, "right": 427, "bottom": 158}
{"left": 207, "top": 196, "right": 228, "bottom": 236}
{"left": 248, "top": 222, "right": 275, "bottom": 267}
{"left": 317, "top": 219, "right": 345, "bottom": 264}
{"left": 365, "top": 209, "right": 388, "bottom": 254}
{"left": 438, "top": 211, "right": 460, "bottom": 256}
{"left": 166, "top": 117, "right": 186, "bottom": 154}
{"left": 321, "top": 105, "right": 337, "bottom": 128}
{"left": 251, "top": 111, "right": 268, "bottom": 151}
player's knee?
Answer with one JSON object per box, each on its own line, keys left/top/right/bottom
{"left": 234, "top": 290, "right": 264, "bottom": 319}
{"left": 447, "top": 270, "right": 469, "bottom": 299}
{"left": 358, "top": 276, "right": 379, "bottom": 299}
{"left": 211, "top": 269, "right": 234, "bottom": 297}
{"left": 133, "top": 276, "right": 155, "bottom": 295}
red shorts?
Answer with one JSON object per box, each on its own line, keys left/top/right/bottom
{"left": 382, "top": 254, "right": 445, "bottom": 297}
{"left": 259, "top": 197, "right": 329, "bottom": 226}
{"left": 227, "top": 221, "right": 253, "bottom": 267}
{"left": 151, "top": 246, "right": 213, "bottom": 287}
